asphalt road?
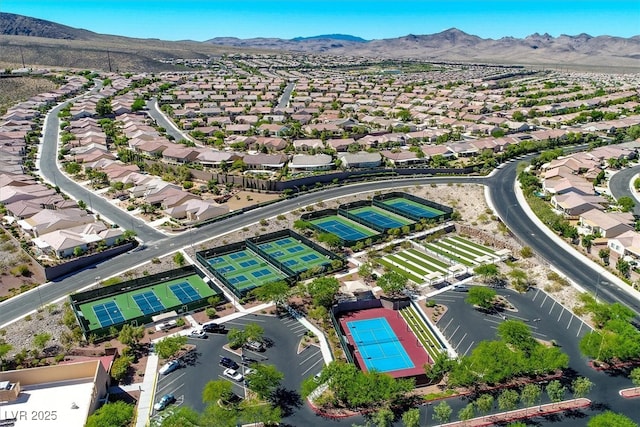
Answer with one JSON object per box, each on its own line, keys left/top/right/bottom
{"left": 152, "top": 314, "right": 355, "bottom": 427}
{"left": 488, "top": 157, "right": 640, "bottom": 317}
{"left": 276, "top": 82, "right": 295, "bottom": 110}
{"left": 608, "top": 163, "right": 640, "bottom": 217}
{"left": 145, "top": 99, "right": 189, "bottom": 143}
{"left": 431, "top": 288, "right": 639, "bottom": 425}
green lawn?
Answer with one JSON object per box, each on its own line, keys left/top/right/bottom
{"left": 449, "top": 235, "right": 497, "bottom": 255}
{"left": 424, "top": 243, "right": 475, "bottom": 266}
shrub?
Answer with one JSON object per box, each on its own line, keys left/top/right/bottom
{"left": 205, "top": 307, "right": 217, "bottom": 318}
{"left": 10, "top": 264, "right": 30, "bottom": 277}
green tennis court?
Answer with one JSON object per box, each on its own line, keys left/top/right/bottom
{"left": 258, "top": 237, "right": 332, "bottom": 273}
{"left": 310, "top": 215, "right": 377, "bottom": 242}
{"left": 79, "top": 273, "right": 215, "bottom": 332}
{"left": 382, "top": 198, "right": 445, "bottom": 219}
{"left": 347, "top": 205, "right": 413, "bottom": 229}
{"left": 206, "top": 249, "right": 287, "bottom": 295}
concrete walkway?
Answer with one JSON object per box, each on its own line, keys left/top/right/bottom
{"left": 135, "top": 353, "right": 159, "bottom": 427}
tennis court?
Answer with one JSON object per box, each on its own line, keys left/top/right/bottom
{"left": 382, "top": 198, "right": 445, "bottom": 219}
{"left": 348, "top": 206, "right": 413, "bottom": 230}
{"left": 170, "top": 281, "right": 202, "bottom": 304}
{"left": 132, "top": 291, "right": 165, "bottom": 315}
{"left": 346, "top": 317, "right": 414, "bottom": 372}
{"left": 93, "top": 301, "right": 125, "bottom": 328}
{"left": 310, "top": 216, "right": 377, "bottom": 242}
{"left": 258, "top": 237, "right": 331, "bottom": 273}
{"left": 206, "top": 249, "right": 287, "bottom": 295}
{"left": 78, "top": 273, "right": 217, "bottom": 332}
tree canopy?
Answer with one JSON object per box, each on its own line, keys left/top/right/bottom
{"left": 86, "top": 401, "right": 134, "bottom": 427}
{"left": 588, "top": 411, "right": 638, "bottom": 427}
{"left": 377, "top": 271, "right": 408, "bottom": 296}
{"left": 465, "top": 286, "right": 497, "bottom": 310}
{"left": 307, "top": 277, "right": 340, "bottom": 308}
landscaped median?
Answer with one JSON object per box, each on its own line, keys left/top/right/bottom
{"left": 438, "top": 398, "right": 591, "bottom": 426}
{"left": 399, "top": 304, "right": 445, "bottom": 362}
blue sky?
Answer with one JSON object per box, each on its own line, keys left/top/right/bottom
{"left": 3, "top": 0, "right": 639, "bottom": 41}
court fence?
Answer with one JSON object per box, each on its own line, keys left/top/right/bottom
{"left": 372, "top": 191, "right": 453, "bottom": 222}
{"left": 301, "top": 208, "right": 385, "bottom": 247}
{"left": 196, "top": 229, "right": 347, "bottom": 299}
{"left": 70, "top": 265, "right": 223, "bottom": 339}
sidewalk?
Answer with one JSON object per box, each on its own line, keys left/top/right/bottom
{"left": 135, "top": 353, "right": 159, "bottom": 427}
{"left": 437, "top": 398, "right": 591, "bottom": 426}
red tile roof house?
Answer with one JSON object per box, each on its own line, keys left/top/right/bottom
{"left": 293, "top": 139, "right": 324, "bottom": 151}
{"left": 578, "top": 208, "right": 634, "bottom": 238}
{"left": 133, "top": 140, "right": 170, "bottom": 157}
{"left": 161, "top": 145, "right": 201, "bottom": 164}
{"left": 0, "top": 184, "right": 55, "bottom": 205}
{"left": 258, "top": 124, "right": 289, "bottom": 137}
{"left": 19, "top": 208, "right": 95, "bottom": 237}
{"left": 145, "top": 187, "right": 198, "bottom": 209}
{"left": 243, "top": 154, "right": 288, "bottom": 171}
{"left": 196, "top": 150, "right": 241, "bottom": 168}
{"left": 543, "top": 175, "right": 594, "bottom": 196}
{"left": 73, "top": 148, "right": 116, "bottom": 164}
{"left": 164, "top": 199, "right": 229, "bottom": 222}
{"left": 33, "top": 222, "right": 123, "bottom": 259}
{"left": 253, "top": 137, "right": 288, "bottom": 152}
{"left": 551, "top": 192, "right": 608, "bottom": 216}
{"left": 327, "top": 138, "right": 357, "bottom": 152}
{"left": 380, "top": 149, "right": 427, "bottom": 166}
{"left": 5, "top": 195, "right": 70, "bottom": 219}
{"left": 421, "top": 144, "right": 455, "bottom": 159}
{"left": 608, "top": 230, "right": 640, "bottom": 264}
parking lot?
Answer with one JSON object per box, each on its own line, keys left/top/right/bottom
{"left": 151, "top": 313, "right": 326, "bottom": 425}
{"left": 432, "top": 286, "right": 593, "bottom": 357}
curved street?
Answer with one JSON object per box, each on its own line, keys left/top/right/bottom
{"left": 608, "top": 164, "right": 640, "bottom": 216}
{"left": 5, "top": 89, "right": 640, "bottom": 425}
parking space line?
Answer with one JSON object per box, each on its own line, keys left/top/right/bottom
{"left": 449, "top": 325, "right": 460, "bottom": 340}
{"left": 301, "top": 358, "right": 324, "bottom": 376}
{"left": 548, "top": 300, "right": 556, "bottom": 315}
{"left": 165, "top": 383, "right": 184, "bottom": 397}
{"left": 300, "top": 353, "right": 320, "bottom": 365}
{"left": 483, "top": 318, "right": 502, "bottom": 325}
{"left": 441, "top": 318, "right": 454, "bottom": 334}
{"left": 566, "top": 316, "right": 572, "bottom": 329}
{"left": 557, "top": 307, "right": 564, "bottom": 322}
{"left": 531, "top": 330, "right": 547, "bottom": 338}
{"left": 577, "top": 322, "right": 584, "bottom": 337}
{"left": 540, "top": 294, "right": 548, "bottom": 307}
{"left": 463, "top": 341, "right": 474, "bottom": 356}
{"left": 156, "top": 372, "right": 186, "bottom": 394}
{"left": 532, "top": 288, "right": 540, "bottom": 301}
{"left": 507, "top": 314, "right": 529, "bottom": 322}
{"left": 454, "top": 333, "right": 467, "bottom": 352}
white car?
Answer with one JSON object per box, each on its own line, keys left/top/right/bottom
{"left": 223, "top": 368, "right": 243, "bottom": 382}
{"left": 158, "top": 360, "right": 179, "bottom": 375}
{"left": 188, "top": 329, "right": 207, "bottom": 339}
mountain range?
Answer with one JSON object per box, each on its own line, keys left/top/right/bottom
{"left": 1, "top": 12, "right": 639, "bottom": 72}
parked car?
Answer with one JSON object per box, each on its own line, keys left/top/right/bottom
{"left": 223, "top": 368, "right": 243, "bottom": 382}
{"left": 188, "top": 329, "right": 207, "bottom": 339}
{"left": 158, "top": 360, "right": 179, "bottom": 375}
{"left": 202, "top": 323, "right": 226, "bottom": 333}
{"left": 153, "top": 393, "right": 175, "bottom": 411}
{"left": 220, "top": 357, "right": 239, "bottom": 370}
{"left": 244, "top": 340, "right": 265, "bottom": 352}
{"left": 453, "top": 284, "right": 469, "bottom": 292}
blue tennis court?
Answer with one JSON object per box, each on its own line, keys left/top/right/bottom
{"left": 228, "top": 275, "right": 248, "bottom": 285}
{"left": 218, "top": 265, "right": 236, "bottom": 274}
{"left": 346, "top": 317, "right": 414, "bottom": 372}
{"left": 170, "top": 282, "right": 202, "bottom": 304}
{"left": 133, "top": 291, "right": 165, "bottom": 315}
{"left": 283, "top": 259, "right": 298, "bottom": 266}
{"left": 287, "top": 246, "right": 304, "bottom": 253}
{"left": 229, "top": 251, "right": 247, "bottom": 259}
{"left": 239, "top": 259, "right": 258, "bottom": 268}
{"left": 312, "top": 218, "right": 372, "bottom": 241}
{"left": 276, "top": 238, "right": 293, "bottom": 246}
{"left": 251, "top": 268, "right": 271, "bottom": 278}
{"left": 93, "top": 301, "right": 125, "bottom": 328}
{"left": 301, "top": 253, "right": 319, "bottom": 262}
{"left": 353, "top": 209, "right": 408, "bottom": 229}
{"left": 385, "top": 199, "right": 442, "bottom": 219}
{"left": 208, "top": 257, "right": 224, "bottom": 265}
